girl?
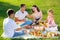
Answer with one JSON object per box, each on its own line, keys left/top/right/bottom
{"left": 32, "top": 5, "right": 42, "bottom": 20}
{"left": 46, "top": 9, "right": 58, "bottom": 32}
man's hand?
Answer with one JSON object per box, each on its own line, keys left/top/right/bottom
{"left": 15, "top": 28, "right": 22, "bottom": 31}
{"left": 27, "top": 14, "right": 33, "bottom": 19}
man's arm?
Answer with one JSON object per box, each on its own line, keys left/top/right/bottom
{"left": 15, "top": 28, "right": 22, "bottom": 31}
{"left": 15, "top": 17, "right": 19, "bottom": 22}
{"left": 26, "top": 14, "right": 33, "bottom": 19}
{"left": 40, "top": 11, "right": 42, "bottom": 20}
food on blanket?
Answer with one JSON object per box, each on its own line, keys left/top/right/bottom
{"left": 38, "top": 20, "right": 48, "bottom": 28}
{"left": 54, "top": 34, "right": 59, "bottom": 36}
{"left": 29, "top": 30, "right": 34, "bottom": 35}
{"left": 50, "top": 32, "right": 55, "bottom": 37}
{"left": 34, "top": 26, "right": 40, "bottom": 30}
{"left": 50, "top": 32, "right": 59, "bottom": 36}
{"left": 34, "top": 26, "right": 45, "bottom": 31}
{"left": 42, "top": 35, "right": 47, "bottom": 38}
{"left": 46, "top": 32, "right": 52, "bottom": 38}
{"left": 49, "top": 32, "right": 59, "bottom": 36}
{"left": 29, "top": 30, "right": 42, "bottom": 36}
{"left": 39, "top": 22, "right": 43, "bottom": 26}
{"left": 44, "top": 22, "right": 47, "bottom": 27}
{"left": 29, "top": 30, "right": 59, "bottom": 38}
{"left": 46, "top": 32, "right": 58, "bottom": 38}
{"left": 40, "top": 27, "right": 45, "bottom": 31}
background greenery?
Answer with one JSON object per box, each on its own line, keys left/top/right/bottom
{"left": 0, "top": 0, "right": 60, "bottom": 40}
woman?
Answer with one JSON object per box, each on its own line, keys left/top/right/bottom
{"left": 31, "top": 5, "right": 42, "bottom": 25}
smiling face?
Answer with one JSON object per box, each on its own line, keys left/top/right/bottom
{"left": 10, "top": 13, "right": 15, "bottom": 19}
{"left": 47, "top": 9, "right": 53, "bottom": 17}
{"left": 7, "top": 9, "right": 15, "bottom": 19}
{"left": 48, "top": 11, "right": 52, "bottom": 16}
{"left": 20, "top": 4, "right": 26, "bottom": 12}
{"left": 32, "top": 7, "right": 37, "bottom": 12}
{"left": 47, "top": 11, "right": 52, "bottom": 16}
{"left": 21, "top": 6, "right": 26, "bottom": 11}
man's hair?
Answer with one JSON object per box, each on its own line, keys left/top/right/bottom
{"left": 7, "top": 9, "right": 14, "bottom": 16}
{"left": 20, "top": 4, "right": 25, "bottom": 8}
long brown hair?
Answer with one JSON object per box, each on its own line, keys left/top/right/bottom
{"left": 32, "top": 5, "right": 40, "bottom": 13}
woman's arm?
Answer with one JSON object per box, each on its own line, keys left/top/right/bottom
{"left": 40, "top": 11, "right": 42, "bottom": 20}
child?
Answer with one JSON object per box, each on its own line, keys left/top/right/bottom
{"left": 46, "top": 9, "right": 58, "bottom": 32}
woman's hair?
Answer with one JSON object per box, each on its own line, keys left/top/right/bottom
{"left": 32, "top": 5, "right": 40, "bottom": 13}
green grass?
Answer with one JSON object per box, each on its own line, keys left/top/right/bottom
{"left": 0, "top": 0, "right": 60, "bottom": 40}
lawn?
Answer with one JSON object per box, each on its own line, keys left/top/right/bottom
{"left": 0, "top": 0, "right": 60, "bottom": 40}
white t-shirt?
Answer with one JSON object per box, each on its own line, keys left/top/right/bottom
{"left": 2, "top": 17, "right": 20, "bottom": 38}
{"left": 15, "top": 10, "right": 28, "bottom": 20}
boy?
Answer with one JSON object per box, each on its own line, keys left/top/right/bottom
{"left": 1, "top": 9, "right": 27, "bottom": 38}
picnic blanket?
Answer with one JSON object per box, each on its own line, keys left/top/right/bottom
{"left": 13, "top": 22, "right": 60, "bottom": 39}
{"left": 1, "top": 22, "right": 60, "bottom": 39}
{"left": 12, "top": 31, "right": 60, "bottom": 39}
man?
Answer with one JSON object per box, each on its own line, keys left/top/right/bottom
{"left": 15, "top": 4, "right": 32, "bottom": 22}
{"left": 1, "top": 9, "right": 27, "bottom": 38}
{"left": 15, "top": 4, "right": 32, "bottom": 27}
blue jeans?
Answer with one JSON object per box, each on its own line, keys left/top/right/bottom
{"left": 20, "top": 20, "right": 32, "bottom": 27}
{"left": 13, "top": 30, "right": 25, "bottom": 37}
